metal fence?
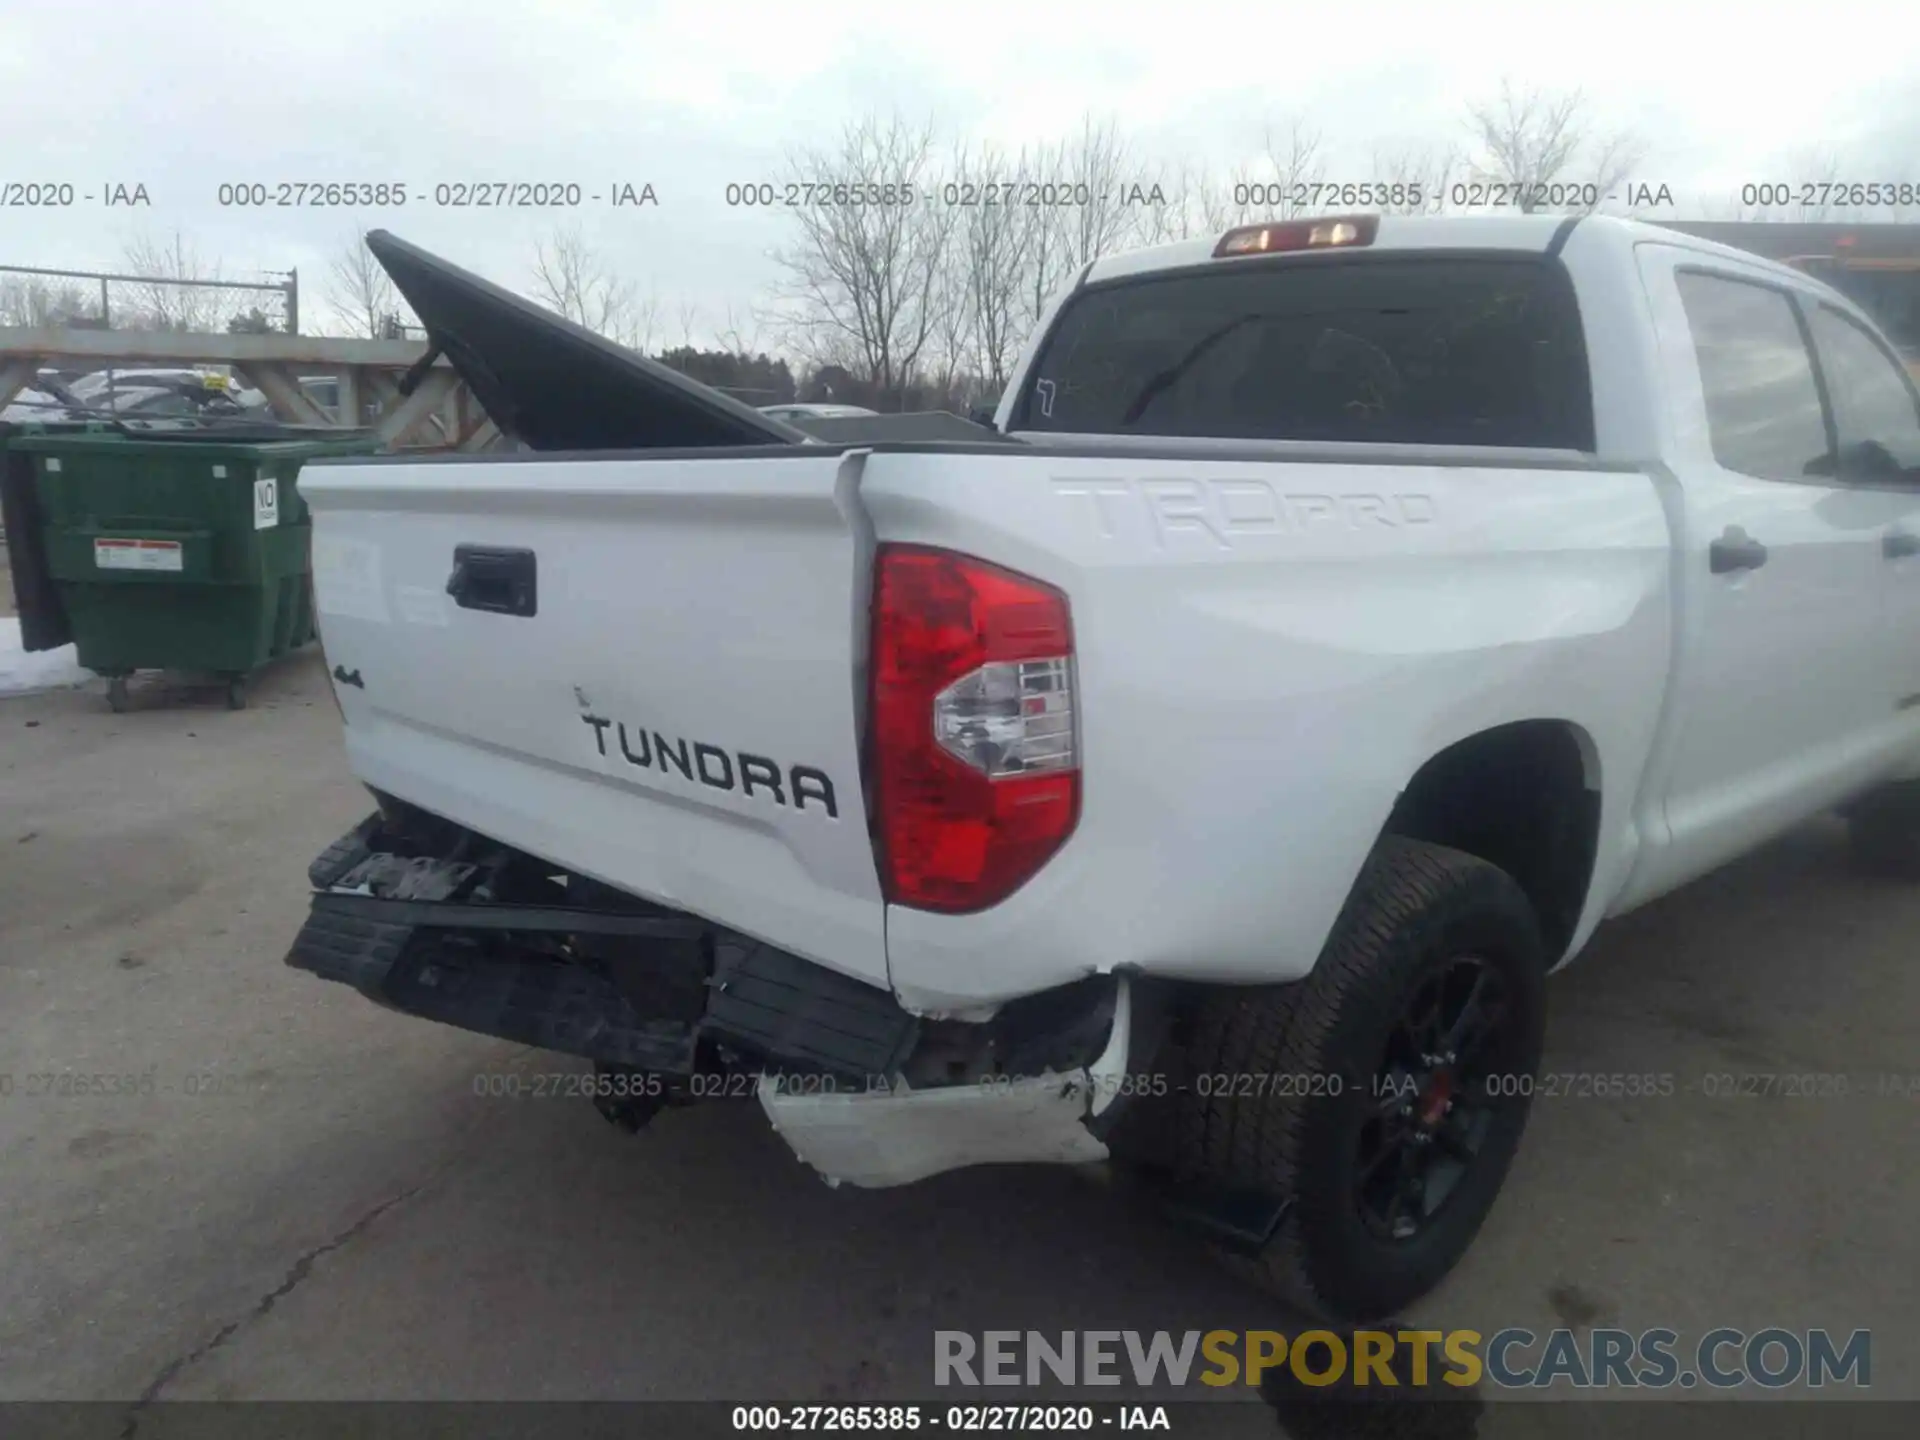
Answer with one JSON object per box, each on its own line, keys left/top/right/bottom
{"left": 0, "top": 263, "right": 299, "bottom": 336}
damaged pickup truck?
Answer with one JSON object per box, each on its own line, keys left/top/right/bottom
{"left": 287, "top": 218, "right": 1920, "bottom": 1322}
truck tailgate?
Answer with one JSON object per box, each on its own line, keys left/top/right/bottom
{"left": 301, "top": 449, "right": 888, "bottom": 989}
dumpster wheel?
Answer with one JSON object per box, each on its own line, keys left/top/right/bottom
{"left": 106, "top": 677, "right": 130, "bottom": 714}
{"left": 225, "top": 676, "right": 248, "bottom": 711}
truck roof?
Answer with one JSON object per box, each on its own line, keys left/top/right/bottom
{"left": 1083, "top": 213, "right": 1825, "bottom": 292}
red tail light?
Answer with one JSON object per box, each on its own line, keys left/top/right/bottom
{"left": 870, "top": 545, "right": 1079, "bottom": 913}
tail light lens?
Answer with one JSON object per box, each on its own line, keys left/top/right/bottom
{"left": 870, "top": 545, "right": 1079, "bottom": 913}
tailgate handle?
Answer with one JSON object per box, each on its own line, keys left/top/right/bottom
{"left": 447, "top": 544, "right": 537, "bottom": 617}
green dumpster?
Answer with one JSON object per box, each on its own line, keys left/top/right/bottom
{"left": 12, "top": 428, "right": 380, "bottom": 711}
{"left": 2, "top": 419, "right": 120, "bottom": 655}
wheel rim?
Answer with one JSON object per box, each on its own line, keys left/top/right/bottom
{"left": 1354, "top": 955, "right": 1512, "bottom": 1243}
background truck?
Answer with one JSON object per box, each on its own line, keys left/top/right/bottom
{"left": 1660, "top": 220, "right": 1920, "bottom": 383}
{"left": 1785, "top": 251, "right": 1920, "bottom": 382}
{"left": 286, "top": 216, "right": 1920, "bottom": 1323}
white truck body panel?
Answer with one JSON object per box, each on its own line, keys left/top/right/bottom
{"left": 862, "top": 447, "right": 1671, "bottom": 1011}
{"left": 308, "top": 451, "right": 890, "bottom": 990}
{"left": 1613, "top": 240, "right": 1920, "bottom": 908}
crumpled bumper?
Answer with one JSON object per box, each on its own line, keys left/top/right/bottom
{"left": 289, "top": 813, "right": 1145, "bottom": 1189}
{"left": 758, "top": 979, "right": 1136, "bottom": 1188}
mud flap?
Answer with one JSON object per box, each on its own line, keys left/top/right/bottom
{"left": 1151, "top": 1182, "right": 1294, "bottom": 1257}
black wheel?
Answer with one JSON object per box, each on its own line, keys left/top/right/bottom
{"left": 1847, "top": 783, "right": 1920, "bottom": 879}
{"left": 1176, "top": 837, "right": 1547, "bottom": 1322}
{"left": 225, "top": 676, "right": 248, "bottom": 711}
{"left": 106, "top": 677, "right": 129, "bottom": 713}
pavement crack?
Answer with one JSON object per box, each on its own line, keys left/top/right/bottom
{"left": 119, "top": 1178, "right": 429, "bottom": 1437}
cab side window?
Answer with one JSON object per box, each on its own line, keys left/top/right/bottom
{"left": 1805, "top": 304, "right": 1920, "bottom": 479}
{"left": 1675, "top": 270, "right": 1832, "bottom": 482}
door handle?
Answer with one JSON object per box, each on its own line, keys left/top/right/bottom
{"left": 1884, "top": 529, "right": 1920, "bottom": 560}
{"left": 446, "top": 544, "right": 538, "bottom": 617}
{"left": 1709, "top": 526, "right": 1769, "bottom": 575}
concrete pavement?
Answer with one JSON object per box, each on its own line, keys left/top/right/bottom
{"left": 2, "top": 652, "right": 1915, "bottom": 1421}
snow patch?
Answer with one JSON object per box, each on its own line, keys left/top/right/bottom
{"left": 0, "top": 617, "right": 96, "bottom": 696}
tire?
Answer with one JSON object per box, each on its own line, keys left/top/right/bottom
{"left": 106, "top": 677, "right": 129, "bottom": 714}
{"left": 1847, "top": 783, "right": 1920, "bottom": 879}
{"left": 225, "top": 676, "right": 248, "bottom": 711}
{"left": 1176, "top": 837, "right": 1548, "bottom": 1322}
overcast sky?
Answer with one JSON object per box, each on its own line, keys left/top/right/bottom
{"left": 2, "top": 0, "right": 1917, "bottom": 345}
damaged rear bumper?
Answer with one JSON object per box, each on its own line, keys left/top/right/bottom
{"left": 759, "top": 979, "right": 1136, "bottom": 1187}
{"left": 285, "top": 813, "right": 1151, "bottom": 1187}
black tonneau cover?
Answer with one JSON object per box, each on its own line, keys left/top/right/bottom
{"left": 364, "top": 231, "right": 1021, "bottom": 453}
{"left": 363, "top": 230, "right": 808, "bottom": 451}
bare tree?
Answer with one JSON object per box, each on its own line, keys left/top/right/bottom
{"left": 1587, "top": 130, "right": 1651, "bottom": 213}
{"left": 947, "top": 142, "right": 1037, "bottom": 390}
{"left": 1002, "top": 117, "right": 1159, "bottom": 333}
{"left": 629, "top": 286, "right": 662, "bottom": 355}
{"left": 924, "top": 199, "right": 978, "bottom": 403}
{"left": 1052, "top": 116, "right": 1152, "bottom": 270}
{"left": 0, "top": 276, "right": 94, "bottom": 328}
{"left": 1206, "top": 163, "right": 1265, "bottom": 233}
{"left": 1257, "top": 118, "right": 1329, "bottom": 219}
{"left": 1785, "top": 148, "right": 1844, "bottom": 221}
{"left": 120, "top": 231, "right": 233, "bottom": 331}
{"left": 1127, "top": 160, "right": 1202, "bottom": 244}
{"left": 531, "top": 226, "right": 646, "bottom": 346}
{"left": 326, "top": 232, "right": 406, "bottom": 339}
{"left": 1159, "top": 157, "right": 1278, "bottom": 241}
{"left": 674, "top": 299, "right": 702, "bottom": 350}
{"left": 1462, "top": 81, "right": 1646, "bottom": 212}
{"left": 1015, "top": 138, "right": 1076, "bottom": 330}
{"left": 1134, "top": 119, "right": 1323, "bottom": 250}
{"left": 712, "top": 302, "right": 761, "bottom": 357}
{"left": 1370, "top": 143, "right": 1460, "bottom": 215}
{"left": 1703, "top": 149, "right": 1902, "bottom": 225}
{"left": 769, "top": 113, "right": 951, "bottom": 403}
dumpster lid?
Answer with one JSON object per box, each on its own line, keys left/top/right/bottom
{"left": 5, "top": 424, "right": 381, "bottom": 459}
{"left": 0, "top": 419, "right": 120, "bottom": 438}
{"left": 106, "top": 418, "right": 379, "bottom": 445}
{"left": 362, "top": 230, "right": 808, "bottom": 452}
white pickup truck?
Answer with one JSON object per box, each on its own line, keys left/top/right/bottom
{"left": 287, "top": 218, "right": 1920, "bottom": 1323}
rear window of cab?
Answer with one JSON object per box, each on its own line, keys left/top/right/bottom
{"left": 1012, "top": 255, "right": 1595, "bottom": 450}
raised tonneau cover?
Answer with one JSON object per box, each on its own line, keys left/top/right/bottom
{"left": 365, "top": 231, "right": 1023, "bottom": 453}
{"left": 363, "top": 230, "right": 809, "bottom": 451}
